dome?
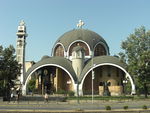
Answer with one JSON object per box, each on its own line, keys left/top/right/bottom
{"left": 41, "top": 55, "right": 50, "bottom": 60}
{"left": 54, "top": 29, "right": 109, "bottom": 51}
{"left": 25, "top": 56, "right": 77, "bottom": 84}
{"left": 79, "top": 56, "right": 126, "bottom": 82}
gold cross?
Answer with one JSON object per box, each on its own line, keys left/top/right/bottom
{"left": 77, "top": 20, "right": 85, "bottom": 28}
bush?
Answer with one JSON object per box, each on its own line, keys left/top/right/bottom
{"left": 68, "top": 91, "right": 74, "bottom": 97}
{"left": 56, "top": 89, "right": 66, "bottom": 94}
{"left": 60, "top": 97, "right": 67, "bottom": 102}
{"left": 75, "top": 108, "right": 83, "bottom": 111}
{"left": 27, "top": 78, "right": 36, "bottom": 93}
{"left": 105, "top": 105, "right": 111, "bottom": 110}
{"left": 123, "top": 105, "right": 128, "bottom": 110}
{"left": 142, "top": 105, "right": 147, "bottom": 109}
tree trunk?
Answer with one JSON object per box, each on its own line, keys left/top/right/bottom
{"left": 144, "top": 83, "right": 148, "bottom": 98}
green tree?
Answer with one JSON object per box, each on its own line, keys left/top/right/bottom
{"left": 0, "top": 45, "right": 20, "bottom": 98}
{"left": 28, "top": 78, "right": 36, "bottom": 94}
{"left": 119, "top": 26, "right": 150, "bottom": 98}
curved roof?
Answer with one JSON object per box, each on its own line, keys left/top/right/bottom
{"left": 24, "top": 56, "right": 77, "bottom": 84}
{"left": 54, "top": 29, "right": 109, "bottom": 51}
{"left": 41, "top": 55, "right": 50, "bottom": 60}
{"left": 79, "top": 56, "right": 126, "bottom": 82}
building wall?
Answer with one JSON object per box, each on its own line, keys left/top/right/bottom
{"left": 82, "top": 65, "right": 125, "bottom": 95}
{"left": 54, "top": 67, "right": 74, "bottom": 92}
{"left": 25, "top": 61, "right": 35, "bottom": 72}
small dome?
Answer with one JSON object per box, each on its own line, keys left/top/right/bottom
{"left": 53, "top": 29, "right": 109, "bottom": 51}
{"left": 41, "top": 55, "right": 50, "bottom": 60}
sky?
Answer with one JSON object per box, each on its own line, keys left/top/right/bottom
{"left": 1, "top": 0, "right": 150, "bottom": 62}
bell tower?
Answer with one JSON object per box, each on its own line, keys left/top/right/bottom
{"left": 16, "top": 20, "right": 28, "bottom": 84}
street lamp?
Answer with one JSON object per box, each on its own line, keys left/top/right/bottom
{"left": 76, "top": 78, "right": 80, "bottom": 108}
{"left": 92, "top": 66, "right": 94, "bottom": 103}
{"left": 91, "top": 39, "right": 95, "bottom": 104}
{"left": 123, "top": 79, "right": 128, "bottom": 94}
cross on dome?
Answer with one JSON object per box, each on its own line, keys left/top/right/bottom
{"left": 77, "top": 20, "right": 85, "bottom": 28}
{"left": 19, "top": 20, "right": 25, "bottom": 26}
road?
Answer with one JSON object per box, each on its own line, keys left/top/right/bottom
{"left": 0, "top": 99, "right": 149, "bottom": 112}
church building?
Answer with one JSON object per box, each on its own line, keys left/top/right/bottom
{"left": 16, "top": 20, "right": 136, "bottom": 96}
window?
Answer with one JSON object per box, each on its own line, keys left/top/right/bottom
{"left": 54, "top": 45, "right": 64, "bottom": 57}
{"left": 69, "top": 42, "right": 89, "bottom": 56}
{"left": 94, "top": 44, "right": 106, "bottom": 56}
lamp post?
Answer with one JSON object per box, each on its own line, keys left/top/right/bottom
{"left": 91, "top": 39, "right": 95, "bottom": 104}
{"left": 76, "top": 78, "right": 80, "bottom": 110}
{"left": 92, "top": 68, "right": 94, "bottom": 103}
{"left": 123, "top": 79, "right": 128, "bottom": 94}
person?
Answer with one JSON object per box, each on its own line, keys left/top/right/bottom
{"left": 10, "top": 92, "right": 14, "bottom": 102}
{"left": 44, "top": 93, "right": 48, "bottom": 103}
{"left": 16, "top": 91, "right": 20, "bottom": 102}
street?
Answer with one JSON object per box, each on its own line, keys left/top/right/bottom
{"left": 0, "top": 99, "right": 149, "bottom": 113}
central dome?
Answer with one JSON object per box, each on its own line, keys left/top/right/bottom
{"left": 54, "top": 29, "right": 109, "bottom": 51}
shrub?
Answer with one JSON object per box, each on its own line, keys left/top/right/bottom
{"left": 123, "top": 105, "right": 128, "bottom": 110}
{"left": 68, "top": 91, "right": 74, "bottom": 97}
{"left": 56, "top": 89, "right": 66, "bottom": 94}
{"left": 61, "top": 97, "right": 67, "bottom": 102}
{"left": 105, "top": 105, "right": 111, "bottom": 110}
{"left": 75, "top": 108, "right": 83, "bottom": 111}
{"left": 28, "top": 78, "right": 36, "bottom": 93}
{"left": 142, "top": 105, "right": 147, "bottom": 110}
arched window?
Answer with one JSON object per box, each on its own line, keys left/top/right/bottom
{"left": 94, "top": 44, "right": 106, "bottom": 56}
{"left": 54, "top": 44, "right": 64, "bottom": 57}
{"left": 69, "top": 42, "right": 89, "bottom": 56}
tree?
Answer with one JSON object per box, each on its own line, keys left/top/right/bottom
{"left": 119, "top": 26, "right": 150, "bottom": 98}
{"left": 0, "top": 45, "right": 20, "bottom": 98}
{"left": 28, "top": 78, "right": 36, "bottom": 94}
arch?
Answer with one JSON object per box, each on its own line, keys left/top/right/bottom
{"left": 24, "top": 64, "right": 76, "bottom": 93}
{"left": 67, "top": 40, "right": 90, "bottom": 58}
{"left": 94, "top": 42, "right": 109, "bottom": 56}
{"left": 80, "top": 63, "right": 136, "bottom": 95}
{"left": 52, "top": 43, "right": 66, "bottom": 57}
{"left": 53, "top": 43, "right": 65, "bottom": 57}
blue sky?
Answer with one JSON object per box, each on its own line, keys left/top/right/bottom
{"left": 1, "top": 0, "right": 150, "bottom": 61}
